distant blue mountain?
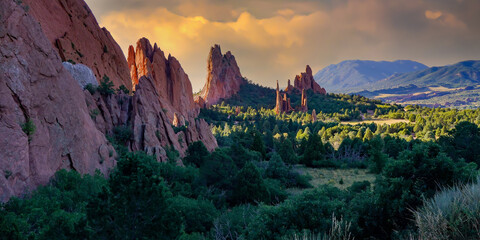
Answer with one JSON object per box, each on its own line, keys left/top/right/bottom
{"left": 314, "top": 60, "right": 428, "bottom": 93}
{"left": 370, "top": 60, "right": 480, "bottom": 90}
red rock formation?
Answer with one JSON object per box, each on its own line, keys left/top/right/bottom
{"left": 275, "top": 81, "right": 294, "bottom": 115}
{"left": 196, "top": 45, "right": 245, "bottom": 107}
{"left": 300, "top": 89, "right": 308, "bottom": 112}
{"left": 294, "top": 65, "right": 326, "bottom": 95}
{"left": 0, "top": 1, "right": 115, "bottom": 201}
{"left": 285, "top": 79, "right": 294, "bottom": 92}
{"left": 23, "top": 0, "right": 132, "bottom": 90}
{"left": 128, "top": 38, "right": 196, "bottom": 121}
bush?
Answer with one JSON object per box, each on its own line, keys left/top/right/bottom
{"left": 84, "top": 83, "right": 97, "bottom": 94}
{"left": 21, "top": 119, "right": 36, "bottom": 137}
{"left": 97, "top": 75, "right": 115, "bottom": 95}
{"left": 112, "top": 125, "right": 132, "bottom": 145}
{"left": 117, "top": 85, "right": 129, "bottom": 95}
{"left": 414, "top": 179, "right": 480, "bottom": 240}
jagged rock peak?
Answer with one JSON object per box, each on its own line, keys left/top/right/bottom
{"left": 128, "top": 38, "right": 196, "bottom": 121}
{"left": 196, "top": 44, "right": 245, "bottom": 107}
{"left": 294, "top": 65, "right": 327, "bottom": 95}
{"left": 275, "top": 80, "right": 294, "bottom": 115}
{"left": 23, "top": 0, "right": 132, "bottom": 90}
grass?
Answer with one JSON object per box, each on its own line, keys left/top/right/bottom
{"left": 414, "top": 179, "right": 480, "bottom": 240}
{"left": 341, "top": 119, "right": 408, "bottom": 126}
{"left": 288, "top": 166, "right": 376, "bottom": 195}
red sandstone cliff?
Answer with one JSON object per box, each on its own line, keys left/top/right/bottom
{"left": 23, "top": 0, "right": 132, "bottom": 90}
{"left": 0, "top": 0, "right": 116, "bottom": 201}
{"left": 128, "top": 38, "right": 196, "bottom": 121}
{"left": 195, "top": 45, "right": 245, "bottom": 107}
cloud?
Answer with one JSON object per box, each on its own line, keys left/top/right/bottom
{"left": 87, "top": 0, "right": 480, "bottom": 91}
{"left": 425, "top": 10, "right": 443, "bottom": 20}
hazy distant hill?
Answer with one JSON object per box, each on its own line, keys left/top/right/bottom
{"left": 370, "top": 60, "right": 480, "bottom": 90}
{"left": 357, "top": 60, "right": 480, "bottom": 109}
{"left": 314, "top": 60, "right": 428, "bottom": 93}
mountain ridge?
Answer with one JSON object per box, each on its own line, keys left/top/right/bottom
{"left": 314, "top": 59, "right": 428, "bottom": 93}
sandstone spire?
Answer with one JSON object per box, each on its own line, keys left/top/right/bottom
{"left": 127, "top": 38, "right": 196, "bottom": 121}
{"left": 301, "top": 89, "right": 308, "bottom": 112}
{"left": 275, "top": 80, "right": 294, "bottom": 115}
{"left": 195, "top": 45, "right": 245, "bottom": 107}
{"left": 294, "top": 65, "right": 327, "bottom": 95}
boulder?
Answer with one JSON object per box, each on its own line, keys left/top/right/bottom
{"left": 62, "top": 62, "right": 98, "bottom": 88}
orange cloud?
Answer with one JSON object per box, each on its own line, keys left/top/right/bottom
{"left": 92, "top": 0, "right": 479, "bottom": 92}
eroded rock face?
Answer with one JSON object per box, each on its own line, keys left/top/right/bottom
{"left": 62, "top": 62, "right": 98, "bottom": 88}
{"left": 275, "top": 81, "right": 293, "bottom": 115}
{"left": 294, "top": 65, "right": 327, "bottom": 95}
{"left": 128, "top": 38, "right": 196, "bottom": 121}
{"left": 84, "top": 76, "right": 218, "bottom": 160}
{"left": 300, "top": 89, "right": 308, "bottom": 112}
{"left": 196, "top": 45, "right": 245, "bottom": 107}
{"left": 23, "top": 0, "right": 132, "bottom": 90}
{"left": 0, "top": 1, "right": 115, "bottom": 201}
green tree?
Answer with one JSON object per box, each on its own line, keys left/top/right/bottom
{"left": 232, "top": 162, "right": 268, "bottom": 205}
{"left": 87, "top": 152, "right": 181, "bottom": 239}
{"left": 184, "top": 141, "right": 209, "bottom": 167}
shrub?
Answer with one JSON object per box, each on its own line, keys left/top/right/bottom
{"left": 414, "top": 180, "right": 480, "bottom": 240}
{"left": 97, "top": 75, "right": 115, "bottom": 95}
{"left": 117, "top": 85, "right": 129, "bottom": 95}
{"left": 84, "top": 83, "right": 97, "bottom": 94}
{"left": 112, "top": 125, "right": 132, "bottom": 145}
{"left": 21, "top": 119, "right": 36, "bottom": 141}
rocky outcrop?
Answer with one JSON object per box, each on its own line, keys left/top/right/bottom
{"left": 300, "top": 89, "right": 308, "bottom": 112}
{"left": 312, "top": 109, "right": 317, "bottom": 122}
{"left": 23, "top": 0, "right": 132, "bottom": 90}
{"left": 128, "top": 38, "right": 196, "bottom": 121}
{"left": 294, "top": 65, "right": 326, "bottom": 95}
{"left": 0, "top": 1, "right": 115, "bottom": 201}
{"left": 196, "top": 45, "right": 245, "bottom": 107}
{"left": 275, "top": 81, "right": 293, "bottom": 115}
{"left": 86, "top": 37, "right": 218, "bottom": 158}
{"left": 84, "top": 76, "right": 218, "bottom": 160}
{"left": 285, "top": 79, "right": 294, "bottom": 92}
{"left": 62, "top": 62, "right": 98, "bottom": 88}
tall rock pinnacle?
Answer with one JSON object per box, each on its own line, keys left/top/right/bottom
{"left": 195, "top": 45, "right": 245, "bottom": 107}
{"left": 294, "top": 65, "right": 327, "bottom": 94}
{"left": 127, "top": 38, "right": 196, "bottom": 121}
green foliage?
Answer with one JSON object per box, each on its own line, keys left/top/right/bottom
{"left": 84, "top": 83, "right": 97, "bottom": 94}
{"left": 232, "top": 162, "right": 270, "bottom": 205}
{"left": 21, "top": 119, "right": 36, "bottom": 138}
{"left": 97, "top": 75, "right": 115, "bottom": 95}
{"left": 184, "top": 141, "right": 209, "bottom": 167}
{"left": 0, "top": 170, "right": 107, "bottom": 240}
{"left": 116, "top": 85, "right": 129, "bottom": 95}
{"left": 414, "top": 179, "right": 480, "bottom": 239}
{"left": 112, "top": 125, "right": 132, "bottom": 145}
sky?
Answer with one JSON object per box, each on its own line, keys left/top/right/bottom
{"left": 85, "top": 0, "right": 480, "bottom": 92}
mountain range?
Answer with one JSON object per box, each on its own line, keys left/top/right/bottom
{"left": 314, "top": 60, "right": 428, "bottom": 93}
{"left": 315, "top": 59, "right": 480, "bottom": 109}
